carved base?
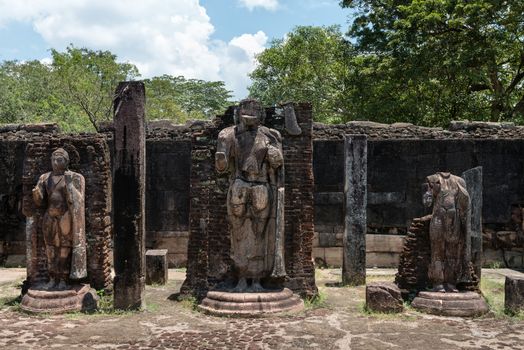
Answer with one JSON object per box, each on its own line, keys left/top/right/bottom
{"left": 20, "top": 284, "right": 98, "bottom": 314}
{"left": 198, "top": 288, "right": 304, "bottom": 317}
{"left": 411, "top": 291, "right": 489, "bottom": 317}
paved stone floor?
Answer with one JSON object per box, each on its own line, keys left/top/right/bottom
{"left": 1, "top": 268, "right": 523, "bottom": 349}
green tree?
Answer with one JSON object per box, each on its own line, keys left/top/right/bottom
{"left": 341, "top": 0, "right": 524, "bottom": 124}
{"left": 144, "top": 75, "right": 232, "bottom": 123}
{"left": 249, "top": 26, "right": 352, "bottom": 123}
{"left": 51, "top": 45, "right": 140, "bottom": 131}
{"left": 0, "top": 60, "right": 83, "bottom": 130}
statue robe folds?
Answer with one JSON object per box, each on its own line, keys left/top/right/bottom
{"left": 216, "top": 124, "right": 286, "bottom": 281}
{"left": 426, "top": 172, "right": 471, "bottom": 287}
{"left": 33, "top": 170, "right": 87, "bottom": 281}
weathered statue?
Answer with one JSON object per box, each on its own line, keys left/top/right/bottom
{"left": 215, "top": 99, "right": 286, "bottom": 292}
{"left": 32, "top": 148, "right": 87, "bottom": 290}
{"left": 423, "top": 172, "right": 471, "bottom": 292}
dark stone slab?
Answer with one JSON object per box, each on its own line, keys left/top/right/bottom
{"left": 342, "top": 135, "right": 367, "bottom": 285}
{"left": 113, "top": 81, "right": 146, "bottom": 310}
{"left": 146, "top": 249, "right": 168, "bottom": 285}
{"left": 505, "top": 276, "right": 524, "bottom": 314}
{"left": 366, "top": 282, "right": 403, "bottom": 313}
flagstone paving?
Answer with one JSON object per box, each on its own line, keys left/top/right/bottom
{"left": 1, "top": 268, "right": 523, "bottom": 349}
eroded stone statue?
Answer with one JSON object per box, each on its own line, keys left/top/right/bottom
{"left": 32, "top": 148, "right": 87, "bottom": 290}
{"left": 423, "top": 172, "right": 471, "bottom": 293}
{"left": 215, "top": 99, "right": 286, "bottom": 292}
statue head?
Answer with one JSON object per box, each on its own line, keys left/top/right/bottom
{"left": 236, "top": 99, "right": 264, "bottom": 128}
{"left": 51, "top": 148, "right": 70, "bottom": 174}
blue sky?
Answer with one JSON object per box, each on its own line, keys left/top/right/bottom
{"left": 0, "top": 0, "right": 352, "bottom": 99}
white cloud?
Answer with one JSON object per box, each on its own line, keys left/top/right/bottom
{"left": 238, "top": 0, "right": 279, "bottom": 11}
{"left": 0, "top": 0, "right": 268, "bottom": 99}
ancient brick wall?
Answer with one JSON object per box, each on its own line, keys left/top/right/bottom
{"left": 0, "top": 140, "right": 26, "bottom": 265}
{"left": 20, "top": 134, "right": 112, "bottom": 290}
{"left": 181, "top": 103, "right": 318, "bottom": 298}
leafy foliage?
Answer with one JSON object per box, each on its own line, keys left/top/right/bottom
{"left": 249, "top": 26, "right": 352, "bottom": 123}
{"left": 341, "top": 0, "right": 524, "bottom": 125}
{"left": 0, "top": 46, "right": 233, "bottom": 131}
{"left": 144, "top": 75, "right": 233, "bottom": 123}
{"left": 51, "top": 46, "right": 140, "bottom": 131}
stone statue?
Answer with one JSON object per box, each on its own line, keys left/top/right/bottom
{"left": 423, "top": 172, "right": 471, "bottom": 292}
{"left": 32, "top": 148, "right": 87, "bottom": 290}
{"left": 215, "top": 99, "right": 286, "bottom": 292}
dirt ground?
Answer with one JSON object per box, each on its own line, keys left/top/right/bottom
{"left": 1, "top": 268, "right": 523, "bottom": 350}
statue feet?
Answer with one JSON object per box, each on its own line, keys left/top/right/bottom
{"left": 41, "top": 278, "right": 57, "bottom": 291}
{"left": 249, "top": 279, "right": 265, "bottom": 292}
{"left": 445, "top": 283, "right": 459, "bottom": 293}
{"left": 431, "top": 284, "right": 446, "bottom": 293}
{"left": 232, "top": 278, "right": 248, "bottom": 292}
{"left": 56, "top": 279, "right": 69, "bottom": 291}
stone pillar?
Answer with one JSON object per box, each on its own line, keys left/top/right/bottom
{"left": 505, "top": 276, "right": 524, "bottom": 314}
{"left": 342, "top": 135, "right": 367, "bottom": 286}
{"left": 462, "top": 166, "right": 483, "bottom": 280}
{"left": 113, "top": 81, "right": 146, "bottom": 310}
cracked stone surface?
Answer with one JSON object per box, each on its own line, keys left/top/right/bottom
{"left": 1, "top": 268, "right": 523, "bottom": 349}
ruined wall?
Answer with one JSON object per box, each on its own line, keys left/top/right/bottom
{"left": 313, "top": 121, "right": 524, "bottom": 267}
{"left": 181, "top": 103, "right": 317, "bottom": 298}
{"left": 0, "top": 125, "right": 113, "bottom": 290}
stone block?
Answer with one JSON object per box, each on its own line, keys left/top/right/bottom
{"left": 324, "top": 247, "right": 342, "bottom": 267}
{"left": 505, "top": 276, "right": 524, "bottom": 314}
{"left": 366, "top": 282, "right": 403, "bottom": 313}
{"left": 366, "top": 252, "right": 400, "bottom": 268}
{"left": 5, "top": 254, "right": 26, "bottom": 267}
{"left": 167, "top": 253, "right": 187, "bottom": 268}
{"left": 366, "top": 234, "right": 405, "bottom": 253}
{"left": 146, "top": 249, "right": 168, "bottom": 285}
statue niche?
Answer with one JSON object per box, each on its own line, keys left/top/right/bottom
{"left": 409, "top": 171, "right": 488, "bottom": 317}
{"left": 215, "top": 99, "right": 286, "bottom": 292}
{"left": 21, "top": 148, "right": 97, "bottom": 314}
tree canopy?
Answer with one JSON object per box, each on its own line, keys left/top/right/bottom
{"left": 342, "top": 0, "right": 524, "bottom": 125}
{"left": 0, "top": 46, "right": 233, "bottom": 131}
{"left": 249, "top": 1, "right": 524, "bottom": 126}
{"left": 249, "top": 26, "right": 352, "bottom": 123}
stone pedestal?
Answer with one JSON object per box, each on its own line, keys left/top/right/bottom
{"left": 146, "top": 249, "right": 168, "bottom": 285}
{"left": 20, "top": 284, "right": 98, "bottom": 314}
{"left": 366, "top": 282, "right": 403, "bottom": 313}
{"left": 198, "top": 288, "right": 304, "bottom": 317}
{"left": 505, "top": 276, "right": 524, "bottom": 314}
{"left": 412, "top": 291, "right": 488, "bottom": 317}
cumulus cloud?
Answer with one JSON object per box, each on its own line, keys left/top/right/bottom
{"left": 0, "top": 0, "right": 268, "bottom": 99}
{"left": 238, "top": 0, "right": 279, "bottom": 11}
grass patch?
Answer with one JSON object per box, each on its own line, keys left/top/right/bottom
{"left": 304, "top": 289, "right": 327, "bottom": 310}
{"left": 481, "top": 277, "right": 505, "bottom": 317}
{"left": 480, "top": 276, "right": 524, "bottom": 320}
{"left": 179, "top": 295, "right": 199, "bottom": 311}
{"left": 360, "top": 300, "right": 416, "bottom": 320}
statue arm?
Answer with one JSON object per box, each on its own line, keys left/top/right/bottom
{"left": 216, "top": 128, "right": 233, "bottom": 173}
{"left": 32, "top": 174, "right": 47, "bottom": 207}
{"left": 267, "top": 129, "right": 284, "bottom": 170}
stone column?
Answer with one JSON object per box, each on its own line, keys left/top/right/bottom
{"left": 342, "top": 135, "right": 367, "bottom": 286}
{"left": 462, "top": 166, "right": 483, "bottom": 280}
{"left": 113, "top": 81, "right": 146, "bottom": 310}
